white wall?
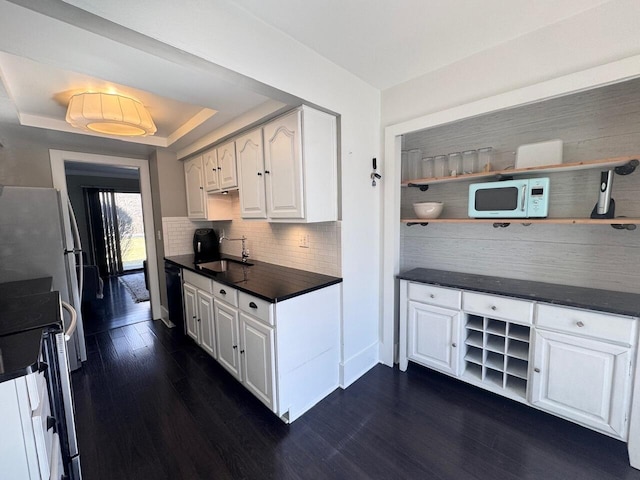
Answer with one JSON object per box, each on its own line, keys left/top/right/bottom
{"left": 382, "top": 0, "right": 640, "bottom": 126}
{"left": 61, "top": 0, "right": 382, "bottom": 386}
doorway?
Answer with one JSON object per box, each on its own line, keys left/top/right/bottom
{"left": 50, "top": 150, "right": 161, "bottom": 358}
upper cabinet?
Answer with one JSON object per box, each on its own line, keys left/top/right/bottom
{"left": 184, "top": 154, "right": 233, "bottom": 221}
{"left": 203, "top": 148, "right": 219, "bottom": 192}
{"left": 184, "top": 155, "right": 207, "bottom": 219}
{"left": 239, "top": 106, "right": 338, "bottom": 223}
{"left": 236, "top": 129, "right": 267, "bottom": 219}
{"left": 216, "top": 140, "right": 238, "bottom": 190}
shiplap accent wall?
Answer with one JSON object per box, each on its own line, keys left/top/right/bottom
{"left": 401, "top": 78, "right": 640, "bottom": 294}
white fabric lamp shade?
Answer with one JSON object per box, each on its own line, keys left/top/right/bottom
{"left": 66, "top": 92, "right": 157, "bottom": 137}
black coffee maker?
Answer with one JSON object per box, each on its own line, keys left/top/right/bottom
{"left": 193, "top": 228, "right": 220, "bottom": 263}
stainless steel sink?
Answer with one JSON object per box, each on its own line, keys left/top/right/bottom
{"left": 197, "top": 258, "right": 253, "bottom": 273}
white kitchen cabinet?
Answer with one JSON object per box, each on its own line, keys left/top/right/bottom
{"left": 0, "top": 372, "right": 62, "bottom": 479}
{"left": 183, "top": 154, "right": 233, "bottom": 221}
{"left": 203, "top": 147, "right": 219, "bottom": 192}
{"left": 261, "top": 106, "right": 338, "bottom": 223}
{"left": 240, "top": 311, "right": 276, "bottom": 411}
{"left": 214, "top": 299, "right": 242, "bottom": 381}
{"left": 180, "top": 268, "right": 341, "bottom": 423}
{"left": 184, "top": 155, "right": 206, "bottom": 219}
{"left": 407, "top": 301, "right": 461, "bottom": 376}
{"left": 216, "top": 140, "right": 238, "bottom": 190}
{"left": 183, "top": 271, "right": 217, "bottom": 359}
{"left": 531, "top": 304, "right": 636, "bottom": 439}
{"left": 236, "top": 128, "right": 267, "bottom": 219}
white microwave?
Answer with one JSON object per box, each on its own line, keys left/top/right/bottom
{"left": 468, "top": 177, "right": 550, "bottom": 218}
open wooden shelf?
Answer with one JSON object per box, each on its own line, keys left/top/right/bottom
{"left": 402, "top": 218, "right": 640, "bottom": 225}
{"left": 401, "top": 155, "right": 638, "bottom": 187}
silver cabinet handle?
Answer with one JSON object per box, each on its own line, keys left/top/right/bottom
{"left": 452, "top": 343, "right": 457, "bottom": 348}
{"left": 576, "top": 321, "right": 585, "bottom": 327}
{"left": 534, "top": 367, "right": 541, "bottom": 373}
{"left": 491, "top": 305, "right": 497, "bottom": 311}
{"left": 429, "top": 294, "right": 435, "bottom": 299}
{"left": 520, "top": 185, "right": 526, "bottom": 211}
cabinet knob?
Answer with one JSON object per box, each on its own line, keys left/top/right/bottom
{"left": 192, "top": 315, "right": 197, "bottom": 319}
{"left": 249, "top": 302, "right": 258, "bottom": 309}
{"left": 199, "top": 186, "right": 203, "bottom": 190}
{"left": 197, "top": 318, "right": 201, "bottom": 322}
{"left": 220, "top": 289, "right": 226, "bottom": 295}
{"left": 264, "top": 170, "right": 270, "bottom": 174}
{"left": 452, "top": 343, "right": 457, "bottom": 348}
{"left": 218, "top": 167, "right": 222, "bottom": 170}
{"left": 429, "top": 294, "right": 435, "bottom": 298}
{"left": 257, "top": 172, "right": 262, "bottom": 176}
{"left": 491, "top": 305, "right": 497, "bottom": 311}
{"left": 232, "top": 345, "right": 238, "bottom": 349}
{"left": 576, "top": 321, "right": 585, "bottom": 327}
{"left": 240, "top": 349, "right": 245, "bottom": 354}
{"left": 534, "top": 367, "right": 541, "bottom": 373}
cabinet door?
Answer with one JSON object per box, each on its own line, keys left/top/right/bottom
{"left": 531, "top": 329, "right": 632, "bottom": 438}
{"left": 407, "top": 301, "right": 461, "bottom": 376}
{"left": 203, "top": 148, "right": 219, "bottom": 192}
{"left": 197, "top": 290, "right": 216, "bottom": 358}
{"left": 184, "top": 155, "right": 206, "bottom": 219}
{"left": 263, "top": 110, "right": 304, "bottom": 219}
{"left": 184, "top": 283, "right": 199, "bottom": 343}
{"left": 214, "top": 300, "right": 241, "bottom": 381}
{"left": 236, "top": 129, "right": 267, "bottom": 219}
{"left": 216, "top": 140, "right": 238, "bottom": 190}
{"left": 240, "top": 312, "right": 276, "bottom": 412}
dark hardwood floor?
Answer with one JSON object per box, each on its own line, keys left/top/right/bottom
{"left": 71, "top": 320, "right": 640, "bottom": 480}
{"left": 82, "top": 276, "right": 151, "bottom": 336}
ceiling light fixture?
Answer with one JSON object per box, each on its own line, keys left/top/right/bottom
{"left": 66, "top": 92, "right": 157, "bottom": 137}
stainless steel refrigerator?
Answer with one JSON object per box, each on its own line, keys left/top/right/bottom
{"left": 0, "top": 186, "right": 87, "bottom": 368}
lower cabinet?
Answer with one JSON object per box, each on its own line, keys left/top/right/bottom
{"left": 407, "top": 301, "right": 461, "bottom": 376}
{"left": 184, "top": 269, "right": 341, "bottom": 423}
{"left": 183, "top": 274, "right": 216, "bottom": 359}
{"left": 399, "top": 279, "right": 639, "bottom": 443}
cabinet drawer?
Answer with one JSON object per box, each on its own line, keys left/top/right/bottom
{"left": 31, "top": 383, "right": 54, "bottom": 480}
{"left": 238, "top": 292, "right": 273, "bottom": 325}
{"left": 407, "top": 283, "right": 461, "bottom": 309}
{"left": 462, "top": 291, "right": 533, "bottom": 325}
{"left": 183, "top": 270, "right": 213, "bottom": 293}
{"left": 536, "top": 303, "right": 637, "bottom": 345}
{"left": 213, "top": 281, "right": 238, "bottom": 307}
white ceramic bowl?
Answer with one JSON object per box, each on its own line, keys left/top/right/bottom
{"left": 413, "top": 202, "right": 444, "bottom": 219}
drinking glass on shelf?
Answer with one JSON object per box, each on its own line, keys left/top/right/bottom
{"left": 401, "top": 150, "right": 409, "bottom": 181}
{"left": 434, "top": 155, "right": 448, "bottom": 177}
{"left": 478, "top": 147, "right": 493, "bottom": 172}
{"left": 421, "top": 156, "right": 434, "bottom": 178}
{"left": 448, "top": 152, "right": 463, "bottom": 177}
{"left": 462, "top": 150, "right": 478, "bottom": 174}
{"left": 407, "top": 149, "right": 422, "bottom": 180}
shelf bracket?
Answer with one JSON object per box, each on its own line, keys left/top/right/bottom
{"left": 492, "top": 222, "right": 511, "bottom": 228}
{"left": 611, "top": 223, "right": 637, "bottom": 231}
{"left": 614, "top": 159, "right": 639, "bottom": 176}
{"left": 407, "top": 183, "right": 429, "bottom": 192}
{"left": 406, "top": 222, "right": 429, "bottom": 227}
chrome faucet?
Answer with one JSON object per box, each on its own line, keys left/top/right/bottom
{"left": 219, "top": 229, "right": 250, "bottom": 262}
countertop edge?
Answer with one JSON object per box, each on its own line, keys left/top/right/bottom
{"left": 397, "top": 269, "right": 640, "bottom": 318}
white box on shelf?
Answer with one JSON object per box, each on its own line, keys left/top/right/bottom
{"left": 516, "top": 139, "right": 563, "bottom": 169}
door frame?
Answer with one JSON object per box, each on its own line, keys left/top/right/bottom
{"left": 50, "top": 150, "right": 161, "bottom": 321}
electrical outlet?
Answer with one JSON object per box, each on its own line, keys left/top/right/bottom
{"left": 299, "top": 234, "right": 310, "bottom": 248}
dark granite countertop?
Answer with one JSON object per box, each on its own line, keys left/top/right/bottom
{"left": 0, "top": 288, "right": 62, "bottom": 383}
{"left": 398, "top": 268, "right": 640, "bottom": 318}
{"left": 165, "top": 254, "right": 342, "bottom": 303}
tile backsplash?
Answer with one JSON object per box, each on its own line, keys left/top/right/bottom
{"left": 162, "top": 196, "right": 342, "bottom": 277}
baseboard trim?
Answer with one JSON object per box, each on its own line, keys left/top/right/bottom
{"left": 339, "top": 341, "right": 379, "bottom": 389}
{"left": 160, "top": 306, "right": 175, "bottom": 328}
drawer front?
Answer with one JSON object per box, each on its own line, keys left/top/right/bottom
{"left": 25, "top": 371, "right": 46, "bottom": 412}
{"left": 407, "top": 282, "right": 461, "bottom": 309}
{"left": 238, "top": 292, "right": 273, "bottom": 325}
{"left": 183, "top": 270, "right": 213, "bottom": 293}
{"left": 31, "top": 384, "right": 54, "bottom": 480}
{"left": 462, "top": 291, "right": 533, "bottom": 325}
{"left": 213, "top": 281, "right": 238, "bottom": 307}
{"left": 536, "top": 303, "right": 637, "bottom": 345}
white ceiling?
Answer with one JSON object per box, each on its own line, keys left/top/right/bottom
{"left": 233, "top": 0, "right": 613, "bottom": 90}
{"left": 0, "top": 0, "right": 614, "bottom": 152}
